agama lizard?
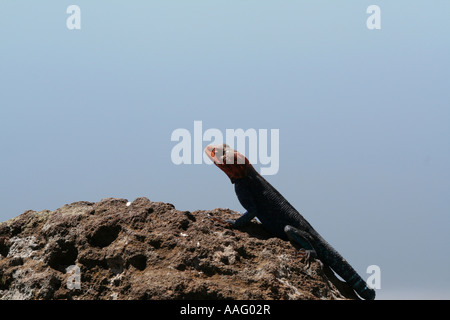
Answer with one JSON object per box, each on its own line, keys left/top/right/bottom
{"left": 205, "top": 144, "right": 375, "bottom": 300}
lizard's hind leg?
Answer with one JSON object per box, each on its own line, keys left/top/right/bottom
{"left": 284, "top": 225, "right": 319, "bottom": 267}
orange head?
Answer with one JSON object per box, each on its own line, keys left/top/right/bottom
{"left": 204, "top": 144, "right": 254, "bottom": 183}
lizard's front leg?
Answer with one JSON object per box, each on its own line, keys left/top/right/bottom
{"left": 211, "top": 210, "right": 256, "bottom": 228}
{"left": 226, "top": 210, "right": 256, "bottom": 227}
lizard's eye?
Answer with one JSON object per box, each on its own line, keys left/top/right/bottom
{"left": 216, "top": 147, "right": 225, "bottom": 157}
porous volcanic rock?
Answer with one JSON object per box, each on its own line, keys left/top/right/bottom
{"left": 0, "top": 197, "right": 355, "bottom": 300}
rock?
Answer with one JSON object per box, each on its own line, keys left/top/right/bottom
{"left": 0, "top": 197, "right": 354, "bottom": 300}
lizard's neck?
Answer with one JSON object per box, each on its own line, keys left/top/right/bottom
{"left": 230, "top": 165, "right": 258, "bottom": 184}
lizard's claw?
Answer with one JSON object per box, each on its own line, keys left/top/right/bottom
{"left": 211, "top": 217, "right": 234, "bottom": 227}
{"left": 296, "top": 249, "right": 319, "bottom": 269}
{"left": 225, "top": 219, "right": 237, "bottom": 226}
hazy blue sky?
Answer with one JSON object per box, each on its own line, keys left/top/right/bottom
{"left": 1, "top": 1, "right": 449, "bottom": 299}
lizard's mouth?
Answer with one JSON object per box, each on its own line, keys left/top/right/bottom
{"left": 204, "top": 144, "right": 227, "bottom": 164}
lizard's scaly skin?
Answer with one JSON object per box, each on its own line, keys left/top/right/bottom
{"left": 205, "top": 144, "right": 375, "bottom": 300}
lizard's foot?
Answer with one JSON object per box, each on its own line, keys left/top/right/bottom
{"left": 210, "top": 217, "right": 234, "bottom": 227}
{"left": 296, "top": 249, "right": 320, "bottom": 269}
{"left": 225, "top": 219, "right": 237, "bottom": 226}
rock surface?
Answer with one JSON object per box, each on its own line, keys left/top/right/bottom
{"left": 0, "top": 197, "right": 355, "bottom": 300}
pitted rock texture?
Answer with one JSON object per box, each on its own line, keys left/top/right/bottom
{"left": 0, "top": 197, "right": 353, "bottom": 300}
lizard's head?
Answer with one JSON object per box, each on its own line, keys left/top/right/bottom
{"left": 204, "top": 144, "right": 254, "bottom": 183}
